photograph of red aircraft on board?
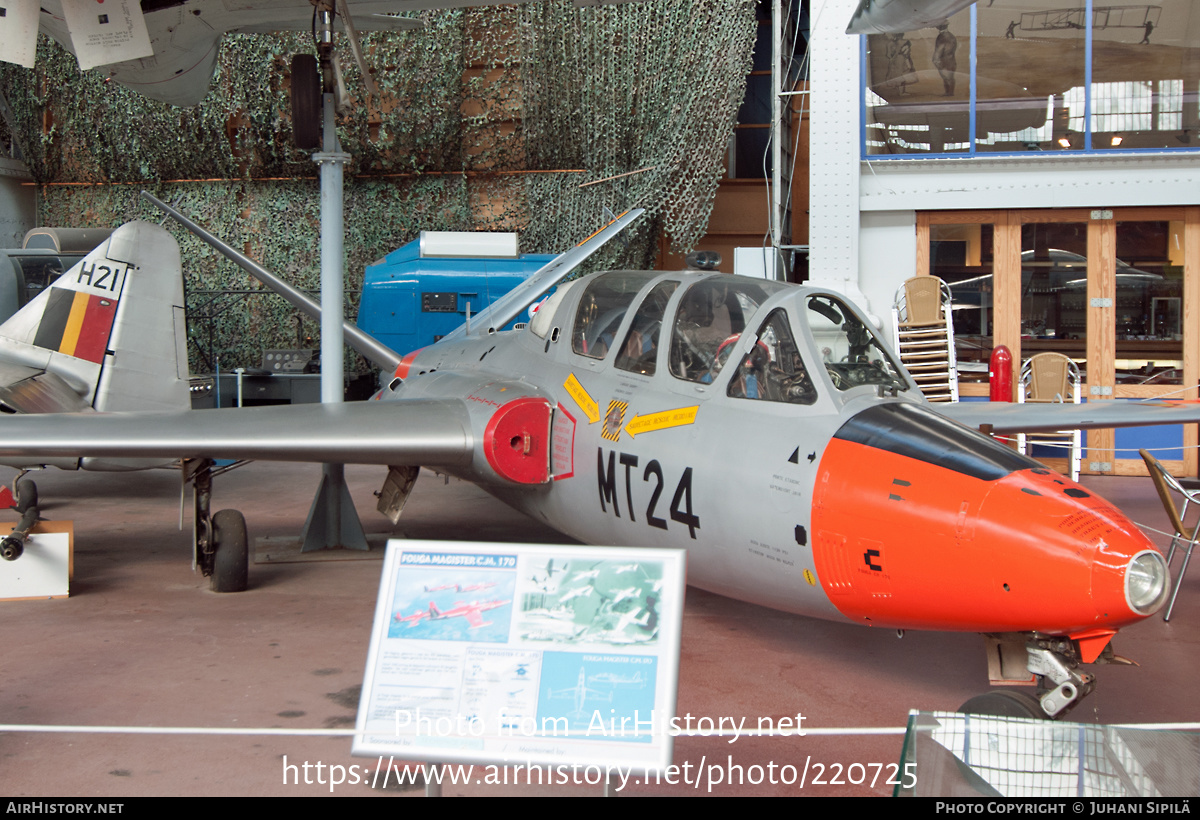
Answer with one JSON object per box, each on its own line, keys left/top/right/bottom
{"left": 389, "top": 567, "right": 515, "bottom": 642}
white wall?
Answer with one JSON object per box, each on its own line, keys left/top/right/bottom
{"left": 808, "top": 0, "right": 863, "bottom": 301}
{"left": 858, "top": 210, "right": 916, "bottom": 324}
{"left": 860, "top": 154, "right": 1200, "bottom": 212}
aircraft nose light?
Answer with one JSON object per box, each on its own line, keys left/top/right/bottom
{"left": 1126, "top": 550, "right": 1170, "bottom": 615}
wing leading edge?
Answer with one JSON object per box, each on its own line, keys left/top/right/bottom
{"left": 935, "top": 399, "right": 1200, "bottom": 435}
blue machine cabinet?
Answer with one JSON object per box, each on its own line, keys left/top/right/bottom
{"left": 356, "top": 231, "right": 554, "bottom": 358}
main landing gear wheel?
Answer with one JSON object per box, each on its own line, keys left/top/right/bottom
{"left": 15, "top": 478, "right": 37, "bottom": 514}
{"left": 291, "top": 53, "right": 321, "bottom": 150}
{"left": 210, "top": 509, "right": 249, "bottom": 593}
{"left": 958, "top": 690, "right": 1045, "bottom": 719}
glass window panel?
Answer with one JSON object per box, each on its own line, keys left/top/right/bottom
{"left": 14, "top": 255, "right": 73, "bottom": 302}
{"left": 934, "top": 223, "right": 995, "bottom": 372}
{"left": 724, "top": 309, "right": 818, "bottom": 404}
{"left": 733, "top": 127, "right": 770, "bottom": 179}
{"left": 975, "top": 1, "right": 1087, "bottom": 153}
{"left": 864, "top": 8, "right": 972, "bottom": 155}
{"left": 1113, "top": 220, "right": 1183, "bottom": 385}
{"left": 806, "top": 294, "right": 908, "bottom": 393}
{"left": 738, "top": 73, "right": 772, "bottom": 124}
{"left": 571, "top": 272, "right": 660, "bottom": 359}
{"left": 669, "top": 278, "right": 789, "bottom": 383}
{"left": 861, "top": 0, "right": 1200, "bottom": 156}
{"left": 1090, "top": 1, "right": 1200, "bottom": 149}
{"left": 615, "top": 280, "right": 678, "bottom": 376}
{"left": 1019, "top": 222, "right": 1089, "bottom": 366}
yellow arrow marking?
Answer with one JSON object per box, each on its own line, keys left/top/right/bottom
{"left": 563, "top": 374, "right": 599, "bottom": 423}
{"left": 624, "top": 405, "right": 699, "bottom": 438}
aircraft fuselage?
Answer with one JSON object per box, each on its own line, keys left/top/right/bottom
{"left": 385, "top": 271, "right": 1169, "bottom": 639}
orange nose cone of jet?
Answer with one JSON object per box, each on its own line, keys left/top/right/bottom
{"left": 811, "top": 403, "right": 1169, "bottom": 633}
{"left": 970, "top": 468, "right": 1169, "bottom": 632}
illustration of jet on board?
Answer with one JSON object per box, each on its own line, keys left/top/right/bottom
{"left": 588, "top": 671, "right": 646, "bottom": 688}
{"left": 395, "top": 598, "right": 509, "bottom": 629}
{"left": 607, "top": 587, "right": 641, "bottom": 607}
{"left": 430, "top": 599, "right": 511, "bottom": 629}
{"left": 558, "top": 586, "right": 594, "bottom": 603}
{"left": 424, "top": 581, "right": 498, "bottom": 593}
{"left": 547, "top": 667, "right": 613, "bottom": 717}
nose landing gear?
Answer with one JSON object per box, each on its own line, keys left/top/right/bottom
{"left": 963, "top": 634, "right": 1105, "bottom": 719}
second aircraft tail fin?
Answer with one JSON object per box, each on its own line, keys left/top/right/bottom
{"left": 0, "top": 220, "right": 191, "bottom": 470}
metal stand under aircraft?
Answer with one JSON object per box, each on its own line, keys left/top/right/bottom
{"left": 303, "top": 463, "right": 368, "bottom": 552}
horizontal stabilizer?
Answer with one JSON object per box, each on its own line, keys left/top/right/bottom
{"left": 231, "top": 10, "right": 423, "bottom": 33}
{"left": 0, "top": 371, "right": 92, "bottom": 415}
{"left": 0, "top": 400, "right": 475, "bottom": 468}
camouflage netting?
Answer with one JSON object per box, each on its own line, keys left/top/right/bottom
{"left": 0, "top": 0, "right": 757, "bottom": 374}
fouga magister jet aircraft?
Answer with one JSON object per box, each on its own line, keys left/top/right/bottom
{"left": 3, "top": 195, "right": 1200, "bottom": 719}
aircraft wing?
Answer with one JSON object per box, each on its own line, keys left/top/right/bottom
{"left": 845, "top": 0, "right": 976, "bottom": 35}
{"left": 143, "top": 192, "right": 642, "bottom": 360}
{"left": 21, "top": 0, "right": 428, "bottom": 104}
{"left": 224, "top": 0, "right": 429, "bottom": 33}
{"left": 0, "top": 400, "right": 475, "bottom": 467}
{"left": 440, "top": 208, "right": 646, "bottom": 341}
{"left": 934, "top": 399, "right": 1200, "bottom": 435}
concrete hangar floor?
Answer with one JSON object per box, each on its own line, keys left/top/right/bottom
{"left": 1, "top": 462, "right": 1195, "bottom": 797}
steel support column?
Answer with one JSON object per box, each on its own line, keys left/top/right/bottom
{"left": 301, "top": 92, "right": 367, "bottom": 551}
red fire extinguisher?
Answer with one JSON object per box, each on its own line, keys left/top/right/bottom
{"left": 989, "top": 345, "right": 1013, "bottom": 402}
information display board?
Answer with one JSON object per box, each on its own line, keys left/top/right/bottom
{"left": 353, "top": 540, "right": 685, "bottom": 774}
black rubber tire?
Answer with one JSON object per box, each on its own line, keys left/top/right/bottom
{"left": 210, "top": 509, "right": 249, "bottom": 593}
{"left": 291, "top": 54, "right": 321, "bottom": 151}
{"left": 953, "top": 689, "right": 1048, "bottom": 796}
{"left": 15, "top": 478, "right": 37, "bottom": 514}
{"left": 958, "top": 689, "right": 1045, "bottom": 719}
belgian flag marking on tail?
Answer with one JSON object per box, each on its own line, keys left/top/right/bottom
{"left": 33, "top": 259, "right": 127, "bottom": 364}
